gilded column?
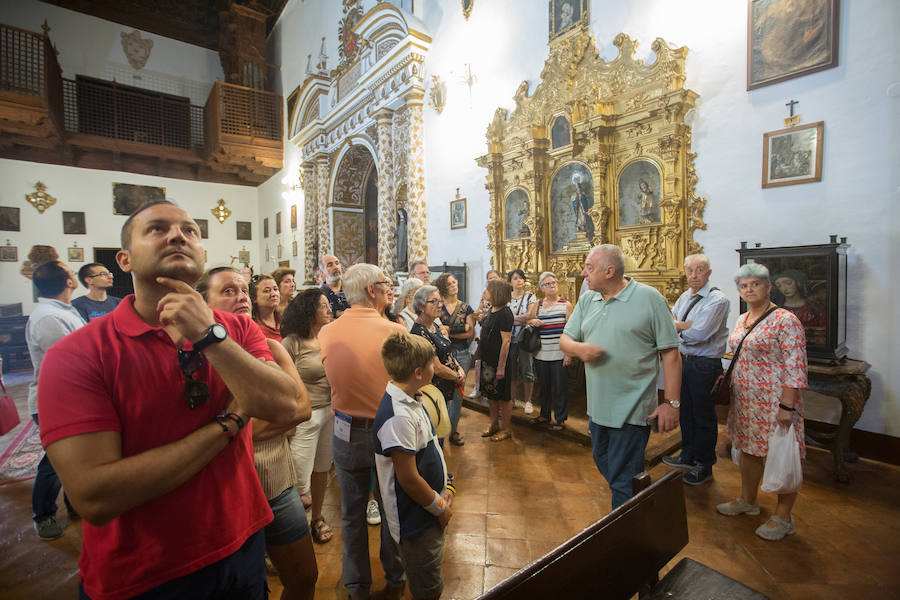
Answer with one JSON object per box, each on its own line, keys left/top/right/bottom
{"left": 374, "top": 109, "right": 396, "bottom": 274}
{"left": 403, "top": 92, "right": 427, "bottom": 269}
{"left": 315, "top": 155, "right": 332, "bottom": 257}
{"left": 301, "top": 162, "right": 317, "bottom": 283}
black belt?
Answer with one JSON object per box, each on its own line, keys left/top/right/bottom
{"left": 350, "top": 416, "right": 375, "bottom": 430}
{"left": 681, "top": 354, "right": 719, "bottom": 362}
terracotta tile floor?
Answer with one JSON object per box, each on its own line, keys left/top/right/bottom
{"left": 2, "top": 389, "right": 900, "bottom": 599}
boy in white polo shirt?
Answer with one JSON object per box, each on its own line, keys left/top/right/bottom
{"left": 374, "top": 332, "right": 453, "bottom": 600}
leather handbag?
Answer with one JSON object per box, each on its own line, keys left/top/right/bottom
{"left": 516, "top": 324, "right": 542, "bottom": 353}
{"left": 712, "top": 306, "right": 778, "bottom": 406}
{"left": 0, "top": 378, "right": 20, "bottom": 436}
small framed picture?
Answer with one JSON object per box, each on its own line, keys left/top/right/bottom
{"left": 0, "top": 206, "right": 21, "bottom": 231}
{"left": 68, "top": 246, "right": 85, "bottom": 262}
{"left": 195, "top": 218, "right": 209, "bottom": 239}
{"left": 762, "top": 121, "right": 824, "bottom": 188}
{"left": 236, "top": 221, "right": 252, "bottom": 240}
{"left": 450, "top": 197, "right": 467, "bottom": 230}
{"left": 277, "top": 244, "right": 283, "bottom": 259}
{"left": 276, "top": 211, "right": 282, "bottom": 235}
{"left": 264, "top": 217, "right": 269, "bottom": 238}
{"left": 292, "top": 239, "right": 298, "bottom": 257}
{"left": 265, "top": 246, "right": 271, "bottom": 262}
{"left": 238, "top": 249, "right": 250, "bottom": 265}
{"left": 0, "top": 244, "right": 17, "bottom": 262}
{"left": 290, "top": 204, "right": 298, "bottom": 230}
{"left": 63, "top": 211, "right": 86, "bottom": 234}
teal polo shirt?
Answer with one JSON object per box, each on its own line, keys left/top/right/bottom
{"left": 564, "top": 278, "right": 679, "bottom": 428}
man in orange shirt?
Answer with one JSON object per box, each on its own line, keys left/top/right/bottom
{"left": 319, "top": 263, "right": 407, "bottom": 600}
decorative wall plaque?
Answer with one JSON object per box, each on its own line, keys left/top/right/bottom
{"left": 26, "top": 182, "right": 56, "bottom": 214}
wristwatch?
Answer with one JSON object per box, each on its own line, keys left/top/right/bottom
{"left": 193, "top": 323, "right": 228, "bottom": 352}
{"left": 667, "top": 399, "right": 681, "bottom": 409}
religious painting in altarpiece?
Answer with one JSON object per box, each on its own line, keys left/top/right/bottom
{"left": 478, "top": 30, "right": 709, "bottom": 305}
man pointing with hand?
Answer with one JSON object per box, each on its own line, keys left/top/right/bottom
{"left": 38, "top": 199, "right": 300, "bottom": 599}
{"left": 560, "top": 244, "right": 681, "bottom": 510}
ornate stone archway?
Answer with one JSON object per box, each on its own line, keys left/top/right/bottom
{"left": 289, "top": 3, "right": 430, "bottom": 283}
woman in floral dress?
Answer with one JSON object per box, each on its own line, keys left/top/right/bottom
{"left": 717, "top": 263, "right": 808, "bottom": 541}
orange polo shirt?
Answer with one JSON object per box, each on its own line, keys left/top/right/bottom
{"left": 319, "top": 307, "right": 406, "bottom": 419}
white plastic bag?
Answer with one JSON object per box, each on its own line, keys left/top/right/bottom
{"left": 760, "top": 424, "right": 803, "bottom": 493}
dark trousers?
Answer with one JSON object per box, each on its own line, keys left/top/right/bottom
{"left": 679, "top": 356, "right": 723, "bottom": 468}
{"left": 79, "top": 530, "right": 267, "bottom": 599}
{"left": 589, "top": 421, "right": 651, "bottom": 510}
{"left": 534, "top": 359, "right": 568, "bottom": 423}
{"left": 31, "top": 414, "right": 70, "bottom": 521}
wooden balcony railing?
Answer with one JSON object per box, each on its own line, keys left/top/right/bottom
{"left": 205, "top": 81, "right": 282, "bottom": 148}
{"left": 0, "top": 23, "right": 63, "bottom": 132}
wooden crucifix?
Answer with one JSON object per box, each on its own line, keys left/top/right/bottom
{"left": 784, "top": 99, "right": 799, "bottom": 127}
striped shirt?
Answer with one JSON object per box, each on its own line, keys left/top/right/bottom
{"left": 535, "top": 299, "right": 568, "bottom": 361}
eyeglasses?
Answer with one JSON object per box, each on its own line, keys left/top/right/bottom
{"left": 373, "top": 280, "right": 392, "bottom": 287}
{"left": 541, "top": 281, "right": 558, "bottom": 287}
{"left": 425, "top": 299, "right": 443, "bottom": 305}
{"left": 87, "top": 271, "right": 113, "bottom": 278}
{"left": 177, "top": 349, "right": 209, "bottom": 409}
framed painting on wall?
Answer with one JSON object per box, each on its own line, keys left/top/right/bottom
{"left": 291, "top": 204, "right": 298, "bottom": 230}
{"left": 618, "top": 160, "right": 662, "bottom": 227}
{"left": 264, "top": 217, "right": 269, "bottom": 238}
{"left": 113, "top": 183, "right": 166, "bottom": 215}
{"left": 450, "top": 198, "right": 467, "bottom": 230}
{"left": 68, "top": 246, "right": 85, "bottom": 262}
{"left": 549, "top": 0, "right": 588, "bottom": 41}
{"left": 276, "top": 211, "right": 282, "bottom": 235}
{"left": 0, "top": 207, "right": 20, "bottom": 231}
{"left": 0, "top": 244, "right": 17, "bottom": 262}
{"left": 63, "top": 212, "right": 86, "bottom": 234}
{"left": 747, "top": 0, "right": 839, "bottom": 90}
{"left": 236, "top": 221, "right": 252, "bottom": 240}
{"left": 762, "top": 121, "right": 823, "bottom": 188}
{"left": 195, "top": 218, "right": 209, "bottom": 239}
{"left": 238, "top": 249, "right": 250, "bottom": 265}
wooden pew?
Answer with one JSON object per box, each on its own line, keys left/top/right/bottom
{"left": 477, "top": 470, "right": 767, "bottom": 600}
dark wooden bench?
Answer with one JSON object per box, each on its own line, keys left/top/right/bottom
{"left": 477, "top": 470, "right": 767, "bottom": 600}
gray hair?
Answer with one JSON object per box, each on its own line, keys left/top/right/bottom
{"left": 412, "top": 285, "right": 439, "bottom": 315}
{"left": 733, "top": 262, "right": 770, "bottom": 286}
{"left": 684, "top": 253, "right": 710, "bottom": 269}
{"left": 538, "top": 271, "right": 556, "bottom": 287}
{"left": 343, "top": 263, "right": 382, "bottom": 305}
{"left": 591, "top": 244, "right": 626, "bottom": 278}
{"left": 394, "top": 277, "right": 424, "bottom": 314}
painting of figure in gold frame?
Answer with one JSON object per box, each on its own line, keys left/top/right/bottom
{"left": 618, "top": 160, "right": 662, "bottom": 227}
{"left": 549, "top": 162, "right": 593, "bottom": 253}
{"left": 504, "top": 189, "right": 530, "bottom": 239}
{"left": 549, "top": 0, "right": 588, "bottom": 40}
{"left": 762, "top": 121, "right": 823, "bottom": 188}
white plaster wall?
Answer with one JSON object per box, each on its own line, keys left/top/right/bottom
{"left": 414, "top": 0, "right": 899, "bottom": 435}
{"left": 0, "top": 159, "right": 259, "bottom": 311}
{"left": 2, "top": 0, "right": 223, "bottom": 103}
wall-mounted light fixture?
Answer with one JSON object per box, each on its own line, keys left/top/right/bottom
{"left": 211, "top": 198, "right": 232, "bottom": 223}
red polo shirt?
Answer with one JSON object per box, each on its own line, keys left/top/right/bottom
{"left": 39, "top": 296, "right": 274, "bottom": 600}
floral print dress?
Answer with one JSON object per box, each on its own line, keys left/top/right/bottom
{"left": 727, "top": 308, "right": 808, "bottom": 458}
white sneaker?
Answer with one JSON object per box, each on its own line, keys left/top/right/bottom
{"left": 513, "top": 399, "right": 524, "bottom": 409}
{"left": 366, "top": 498, "right": 381, "bottom": 525}
{"left": 524, "top": 401, "right": 534, "bottom": 415}
{"left": 468, "top": 388, "right": 480, "bottom": 398}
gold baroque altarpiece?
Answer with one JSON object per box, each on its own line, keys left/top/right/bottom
{"left": 477, "top": 31, "right": 708, "bottom": 304}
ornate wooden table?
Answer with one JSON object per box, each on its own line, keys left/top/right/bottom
{"left": 804, "top": 359, "right": 871, "bottom": 483}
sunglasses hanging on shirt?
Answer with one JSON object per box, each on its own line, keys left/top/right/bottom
{"left": 177, "top": 348, "right": 210, "bottom": 409}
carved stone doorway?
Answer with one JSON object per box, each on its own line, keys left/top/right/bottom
{"left": 331, "top": 144, "right": 375, "bottom": 268}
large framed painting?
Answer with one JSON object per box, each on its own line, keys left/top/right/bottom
{"left": 738, "top": 238, "right": 849, "bottom": 363}
{"left": 236, "top": 221, "right": 252, "bottom": 240}
{"left": 618, "top": 159, "right": 662, "bottom": 227}
{"left": 762, "top": 121, "right": 823, "bottom": 188}
{"left": 549, "top": 162, "right": 593, "bottom": 253}
{"left": 113, "top": 183, "right": 166, "bottom": 215}
{"left": 549, "top": 0, "right": 588, "bottom": 41}
{"left": 504, "top": 189, "right": 529, "bottom": 239}
{"left": 747, "top": 0, "right": 839, "bottom": 90}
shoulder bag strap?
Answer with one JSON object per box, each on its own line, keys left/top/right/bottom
{"left": 680, "top": 286, "right": 719, "bottom": 322}
{"left": 723, "top": 306, "right": 778, "bottom": 381}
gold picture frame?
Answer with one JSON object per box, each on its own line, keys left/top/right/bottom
{"left": 762, "top": 121, "right": 824, "bottom": 188}
{"left": 747, "top": 0, "right": 839, "bottom": 90}
{"left": 0, "top": 241, "right": 17, "bottom": 262}
{"left": 68, "top": 245, "right": 85, "bottom": 262}
{"left": 549, "top": 0, "right": 588, "bottom": 41}
{"left": 450, "top": 197, "right": 467, "bottom": 230}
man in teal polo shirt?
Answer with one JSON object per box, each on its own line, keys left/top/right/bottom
{"left": 561, "top": 244, "right": 682, "bottom": 509}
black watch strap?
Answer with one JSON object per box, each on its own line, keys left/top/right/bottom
{"left": 193, "top": 323, "right": 228, "bottom": 352}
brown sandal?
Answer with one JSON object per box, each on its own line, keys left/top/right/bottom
{"left": 310, "top": 517, "right": 333, "bottom": 544}
{"left": 481, "top": 424, "right": 500, "bottom": 437}
{"left": 490, "top": 430, "right": 512, "bottom": 442}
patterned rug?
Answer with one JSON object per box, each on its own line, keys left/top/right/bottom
{"left": 0, "top": 419, "right": 41, "bottom": 485}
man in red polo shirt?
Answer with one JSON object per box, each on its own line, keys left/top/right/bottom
{"left": 38, "top": 200, "right": 299, "bottom": 600}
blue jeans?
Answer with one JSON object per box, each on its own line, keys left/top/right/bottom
{"left": 333, "top": 427, "right": 405, "bottom": 598}
{"left": 680, "top": 356, "right": 722, "bottom": 468}
{"left": 534, "top": 359, "right": 568, "bottom": 423}
{"left": 589, "top": 420, "right": 651, "bottom": 510}
{"left": 79, "top": 530, "right": 266, "bottom": 599}
{"left": 31, "top": 414, "right": 69, "bottom": 521}
{"left": 450, "top": 347, "right": 472, "bottom": 434}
